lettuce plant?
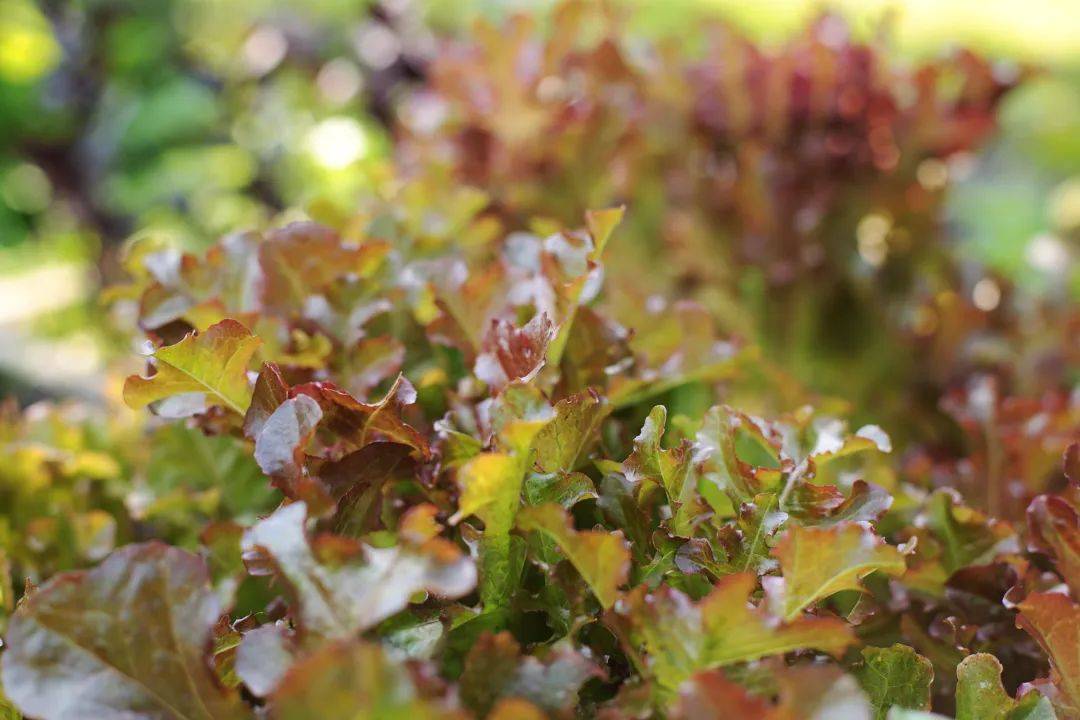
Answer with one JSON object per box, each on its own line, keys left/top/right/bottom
{"left": 0, "top": 5, "right": 1076, "bottom": 720}
{"left": 0, "top": 202, "right": 1073, "bottom": 719}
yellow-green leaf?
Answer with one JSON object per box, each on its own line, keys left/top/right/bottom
{"left": 956, "top": 653, "right": 1056, "bottom": 720}
{"left": 769, "top": 522, "right": 908, "bottom": 621}
{"left": 450, "top": 453, "right": 526, "bottom": 609}
{"left": 517, "top": 503, "right": 629, "bottom": 608}
{"left": 615, "top": 573, "right": 854, "bottom": 692}
{"left": 124, "top": 319, "right": 261, "bottom": 415}
{"left": 585, "top": 205, "right": 625, "bottom": 262}
{"left": 533, "top": 390, "right": 610, "bottom": 473}
{"left": 451, "top": 453, "right": 522, "bottom": 535}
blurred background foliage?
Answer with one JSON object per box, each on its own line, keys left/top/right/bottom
{"left": 0, "top": 0, "right": 1076, "bottom": 405}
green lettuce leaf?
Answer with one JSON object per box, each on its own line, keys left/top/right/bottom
{"left": 612, "top": 573, "right": 854, "bottom": 692}
{"left": 955, "top": 653, "right": 1057, "bottom": 720}
{"left": 517, "top": 503, "right": 630, "bottom": 609}
{"left": 768, "top": 523, "right": 908, "bottom": 621}
{"left": 853, "top": 644, "right": 934, "bottom": 720}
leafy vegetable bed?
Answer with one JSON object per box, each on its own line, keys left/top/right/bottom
{"left": 0, "top": 4, "right": 1077, "bottom": 720}
{"left": 0, "top": 207, "right": 1075, "bottom": 720}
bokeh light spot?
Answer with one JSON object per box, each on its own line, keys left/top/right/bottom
{"left": 242, "top": 25, "right": 287, "bottom": 77}
{"left": 972, "top": 278, "right": 1002, "bottom": 311}
{"left": 856, "top": 213, "right": 891, "bottom": 267}
{"left": 317, "top": 58, "right": 364, "bottom": 106}
{"left": 305, "top": 117, "right": 370, "bottom": 169}
{"left": 0, "top": 0, "right": 61, "bottom": 83}
{"left": 916, "top": 158, "right": 949, "bottom": 191}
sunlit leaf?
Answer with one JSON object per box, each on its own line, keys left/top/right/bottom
{"left": 623, "top": 405, "right": 709, "bottom": 536}
{"left": 768, "top": 523, "right": 907, "bottom": 621}
{"left": 796, "top": 480, "right": 893, "bottom": 527}
{"left": 517, "top": 503, "right": 630, "bottom": 608}
{"left": 523, "top": 471, "right": 597, "bottom": 508}
{"left": 489, "top": 382, "right": 554, "bottom": 454}
{"left": 243, "top": 362, "right": 289, "bottom": 439}
{"left": 124, "top": 319, "right": 261, "bottom": 415}
{"left": 451, "top": 453, "right": 525, "bottom": 609}
{"left": 584, "top": 205, "right": 625, "bottom": 262}
{"left": 696, "top": 405, "right": 763, "bottom": 506}
{"left": 612, "top": 573, "right": 854, "bottom": 691}
{"left": 532, "top": 390, "right": 610, "bottom": 473}
{"left": 546, "top": 205, "right": 624, "bottom": 366}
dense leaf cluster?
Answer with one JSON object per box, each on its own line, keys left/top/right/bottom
{"left": 0, "top": 205, "right": 1071, "bottom": 719}
{"left": 0, "top": 4, "right": 1077, "bottom": 720}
